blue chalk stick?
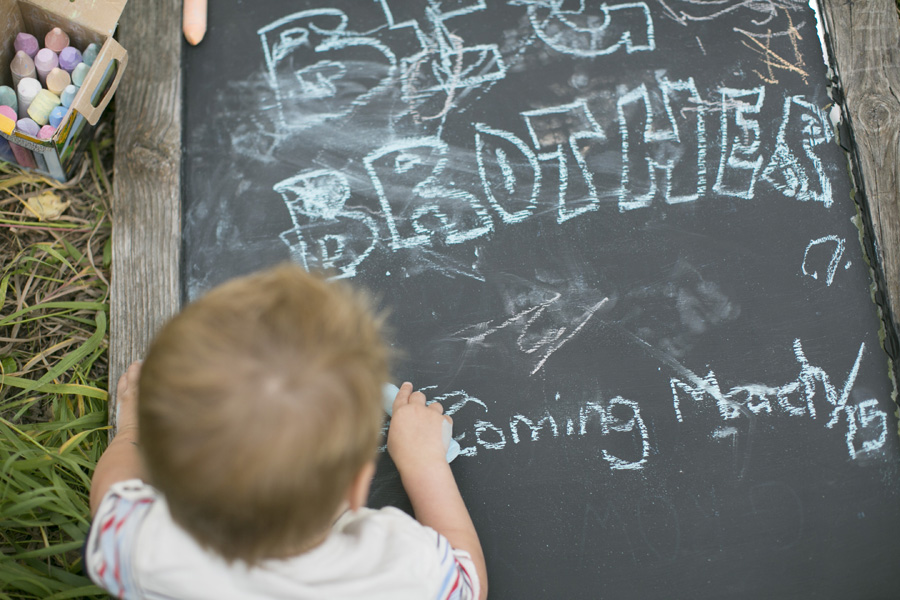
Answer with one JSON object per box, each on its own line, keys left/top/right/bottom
{"left": 82, "top": 43, "right": 100, "bottom": 67}
{"left": 59, "top": 84, "right": 77, "bottom": 108}
{"left": 49, "top": 106, "right": 66, "bottom": 128}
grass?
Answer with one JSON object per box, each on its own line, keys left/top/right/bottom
{"left": 0, "top": 119, "right": 113, "bottom": 599}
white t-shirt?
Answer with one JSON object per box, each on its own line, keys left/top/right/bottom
{"left": 86, "top": 480, "right": 479, "bottom": 600}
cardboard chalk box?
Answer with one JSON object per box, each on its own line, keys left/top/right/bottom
{"left": 0, "top": 0, "right": 127, "bottom": 181}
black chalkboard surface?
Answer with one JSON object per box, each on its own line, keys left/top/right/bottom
{"left": 183, "top": 2, "right": 900, "bottom": 598}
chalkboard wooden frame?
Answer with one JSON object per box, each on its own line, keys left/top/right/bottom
{"left": 819, "top": 0, "right": 900, "bottom": 363}
{"left": 109, "top": 0, "right": 182, "bottom": 431}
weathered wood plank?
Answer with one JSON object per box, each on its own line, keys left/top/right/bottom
{"left": 109, "top": 0, "right": 182, "bottom": 431}
{"left": 820, "top": 0, "right": 900, "bottom": 358}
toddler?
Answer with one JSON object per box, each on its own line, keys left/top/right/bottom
{"left": 87, "top": 264, "right": 487, "bottom": 599}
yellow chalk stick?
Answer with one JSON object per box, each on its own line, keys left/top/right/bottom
{"left": 26, "top": 89, "right": 61, "bottom": 126}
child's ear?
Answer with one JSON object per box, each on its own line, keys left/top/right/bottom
{"left": 348, "top": 461, "right": 376, "bottom": 511}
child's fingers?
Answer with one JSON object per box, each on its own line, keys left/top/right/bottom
{"left": 408, "top": 390, "right": 427, "bottom": 405}
{"left": 427, "top": 402, "right": 453, "bottom": 425}
{"left": 125, "top": 361, "right": 142, "bottom": 389}
{"left": 391, "top": 381, "right": 415, "bottom": 413}
{"left": 117, "top": 360, "right": 142, "bottom": 398}
{"left": 126, "top": 360, "right": 142, "bottom": 380}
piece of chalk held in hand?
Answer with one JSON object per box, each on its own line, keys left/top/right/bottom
{"left": 382, "top": 383, "right": 461, "bottom": 462}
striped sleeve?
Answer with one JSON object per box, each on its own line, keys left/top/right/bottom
{"left": 433, "top": 533, "right": 479, "bottom": 600}
{"left": 85, "top": 479, "right": 157, "bottom": 599}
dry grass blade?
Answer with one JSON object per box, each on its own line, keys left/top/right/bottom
{"left": 0, "top": 114, "right": 114, "bottom": 599}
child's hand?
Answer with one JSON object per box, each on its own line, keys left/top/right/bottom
{"left": 387, "top": 382, "right": 451, "bottom": 474}
{"left": 115, "top": 360, "right": 142, "bottom": 435}
{"left": 387, "top": 383, "right": 489, "bottom": 599}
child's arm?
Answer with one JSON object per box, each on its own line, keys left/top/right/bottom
{"left": 387, "top": 383, "right": 488, "bottom": 600}
{"left": 90, "top": 361, "right": 148, "bottom": 517}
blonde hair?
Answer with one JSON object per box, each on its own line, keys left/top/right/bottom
{"left": 138, "top": 264, "right": 389, "bottom": 564}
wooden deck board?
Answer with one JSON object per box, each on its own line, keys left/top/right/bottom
{"left": 820, "top": 0, "right": 900, "bottom": 360}
{"left": 109, "top": 0, "right": 182, "bottom": 431}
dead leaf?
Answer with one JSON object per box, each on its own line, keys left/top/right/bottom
{"left": 23, "top": 191, "right": 70, "bottom": 221}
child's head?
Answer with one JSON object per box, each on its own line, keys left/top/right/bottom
{"left": 138, "top": 264, "right": 389, "bottom": 564}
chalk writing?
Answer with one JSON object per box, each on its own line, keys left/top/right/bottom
{"left": 475, "top": 123, "right": 542, "bottom": 224}
{"left": 363, "top": 137, "right": 493, "bottom": 250}
{"left": 670, "top": 339, "right": 888, "bottom": 459}
{"left": 380, "top": 0, "right": 507, "bottom": 124}
{"left": 519, "top": 0, "right": 656, "bottom": 57}
{"left": 617, "top": 76, "right": 706, "bottom": 211}
{"left": 762, "top": 95, "right": 833, "bottom": 206}
{"left": 379, "top": 336, "right": 885, "bottom": 471}
{"left": 713, "top": 87, "right": 765, "bottom": 199}
{"left": 439, "top": 389, "right": 650, "bottom": 469}
{"left": 448, "top": 283, "right": 610, "bottom": 375}
{"left": 656, "top": 0, "right": 808, "bottom": 26}
{"left": 258, "top": 9, "right": 397, "bottom": 129}
{"left": 268, "top": 82, "right": 837, "bottom": 279}
{"left": 737, "top": 11, "right": 810, "bottom": 85}
{"left": 522, "top": 101, "right": 606, "bottom": 222}
{"left": 274, "top": 169, "right": 378, "bottom": 278}
{"left": 802, "top": 235, "right": 844, "bottom": 285}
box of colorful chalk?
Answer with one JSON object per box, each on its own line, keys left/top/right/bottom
{"left": 0, "top": 0, "right": 127, "bottom": 181}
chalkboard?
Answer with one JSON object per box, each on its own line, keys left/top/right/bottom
{"left": 182, "top": 2, "right": 900, "bottom": 598}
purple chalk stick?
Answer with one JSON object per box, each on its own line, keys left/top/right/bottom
{"left": 58, "top": 47, "right": 82, "bottom": 73}
{"left": 15, "top": 117, "right": 40, "bottom": 137}
{"left": 14, "top": 33, "right": 39, "bottom": 58}
{"left": 34, "top": 48, "right": 58, "bottom": 86}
